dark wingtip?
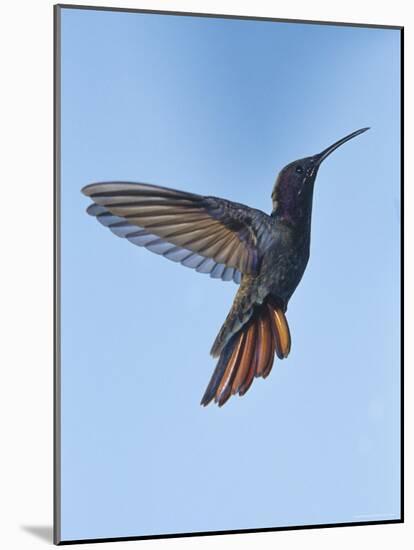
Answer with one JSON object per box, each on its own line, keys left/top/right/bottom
{"left": 86, "top": 203, "right": 99, "bottom": 216}
{"left": 81, "top": 184, "right": 94, "bottom": 196}
{"left": 81, "top": 181, "right": 115, "bottom": 196}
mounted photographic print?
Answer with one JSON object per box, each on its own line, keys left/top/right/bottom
{"left": 54, "top": 4, "right": 403, "bottom": 545}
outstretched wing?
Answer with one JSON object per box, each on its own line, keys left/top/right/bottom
{"left": 82, "top": 182, "right": 272, "bottom": 283}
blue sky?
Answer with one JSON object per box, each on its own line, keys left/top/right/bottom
{"left": 59, "top": 7, "right": 401, "bottom": 542}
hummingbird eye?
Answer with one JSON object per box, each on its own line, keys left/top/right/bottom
{"left": 295, "top": 166, "right": 304, "bottom": 174}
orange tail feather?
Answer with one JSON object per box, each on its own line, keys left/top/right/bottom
{"left": 201, "top": 299, "right": 291, "bottom": 407}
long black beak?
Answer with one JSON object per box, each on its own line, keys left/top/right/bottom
{"left": 315, "top": 127, "right": 369, "bottom": 166}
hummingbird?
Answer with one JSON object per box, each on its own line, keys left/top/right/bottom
{"left": 82, "top": 127, "right": 369, "bottom": 407}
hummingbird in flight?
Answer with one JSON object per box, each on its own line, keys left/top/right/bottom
{"left": 82, "top": 127, "right": 369, "bottom": 407}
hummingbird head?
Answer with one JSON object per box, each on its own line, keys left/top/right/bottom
{"left": 271, "top": 127, "right": 370, "bottom": 225}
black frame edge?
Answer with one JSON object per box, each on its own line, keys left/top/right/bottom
{"left": 53, "top": 4, "right": 62, "bottom": 546}
{"left": 57, "top": 519, "right": 403, "bottom": 545}
{"left": 55, "top": 3, "right": 403, "bottom": 30}
{"left": 399, "top": 26, "right": 404, "bottom": 524}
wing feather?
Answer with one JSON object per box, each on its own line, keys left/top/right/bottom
{"left": 83, "top": 181, "right": 273, "bottom": 284}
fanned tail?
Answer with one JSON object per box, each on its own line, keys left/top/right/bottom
{"left": 200, "top": 299, "right": 291, "bottom": 407}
